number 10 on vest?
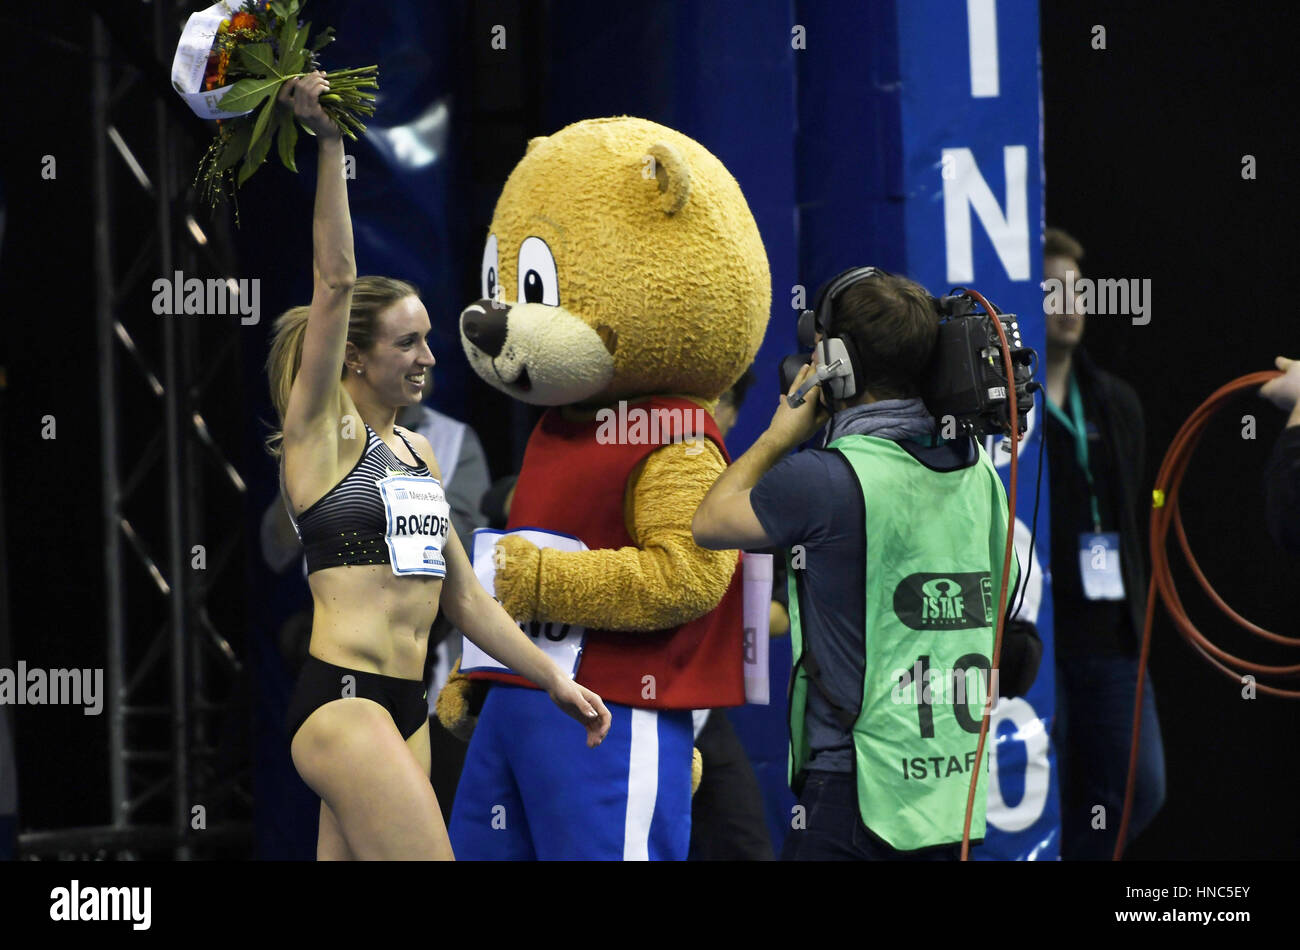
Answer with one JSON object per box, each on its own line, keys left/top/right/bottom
{"left": 891, "top": 654, "right": 999, "bottom": 736}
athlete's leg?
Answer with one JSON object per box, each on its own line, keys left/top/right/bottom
{"left": 291, "top": 697, "right": 452, "bottom": 860}
{"left": 317, "top": 801, "right": 355, "bottom": 861}
{"left": 404, "top": 720, "right": 454, "bottom": 859}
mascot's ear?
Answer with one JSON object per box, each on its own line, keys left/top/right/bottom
{"left": 525, "top": 136, "right": 547, "bottom": 156}
{"left": 645, "top": 142, "right": 691, "bottom": 216}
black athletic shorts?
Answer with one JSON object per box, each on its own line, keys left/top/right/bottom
{"left": 286, "top": 655, "right": 429, "bottom": 742}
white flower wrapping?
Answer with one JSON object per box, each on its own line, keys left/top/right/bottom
{"left": 170, "top": 1, "right": 254, "bottom": 120}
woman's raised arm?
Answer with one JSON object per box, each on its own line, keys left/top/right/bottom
{"left": 280, "top": 72, "right": 357, "bottom": 445}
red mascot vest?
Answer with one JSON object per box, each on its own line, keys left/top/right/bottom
{"left": 468, "top": 395, "right": 746, "bottom": 709}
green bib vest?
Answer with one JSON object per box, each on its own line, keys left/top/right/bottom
{"left": 787, "top": 434, "right": 1019, "bottom": 851}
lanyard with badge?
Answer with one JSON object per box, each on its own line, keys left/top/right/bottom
{"left": 1046, "top": 372, "right": 1126, "bottom": 601}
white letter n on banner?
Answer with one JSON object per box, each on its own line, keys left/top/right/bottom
{"left": 942, "top": 145, "right": 1029, "bottom": 283}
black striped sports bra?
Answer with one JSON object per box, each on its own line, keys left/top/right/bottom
{"left": 285, "top": 424, "right": 448, "bottom": 575}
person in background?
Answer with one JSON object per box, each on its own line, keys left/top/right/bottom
{"left": 688, "top": 367, "right": 777, "bottom": 861}
{"left": 480, "top": 475, "right": 518, "bottom": 531}
{"left": 712, "top": 368, "right": 789, "bottom": 637}
{"left": 1042, "top": 227, "right": 1165, "bottom": 859}
{"left": 397, "top": 372, "right": 491, "bottom": 544}
{"left": 1259, "top": 356, "right": 1300, "bottom": 556}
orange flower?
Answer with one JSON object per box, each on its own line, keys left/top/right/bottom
{"left": 230, "top": 12, "right": 259, "bottom": 32}
{"left": 203, "top": 48, "right": 231, "bottom": 91}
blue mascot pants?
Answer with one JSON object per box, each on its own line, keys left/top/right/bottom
{"left": 449, "top": 684, "right": 693, "bottom": 860}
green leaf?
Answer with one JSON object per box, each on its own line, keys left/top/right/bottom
{"left": 281, "top": 30, "right": 309, "bottom": 77}
{"left": 237, "top": 114, "right": 276, "bottom": 187}
{"left": 217, "top": 76, "right": 283, "bottom": 113}
{"left": 273, "top": 16, "right": 311, "bottom": 77}
{"left": 269, "top": 1, "right": 289, "bottom": 18}
{"left": 236, "top": 42, "right": 277, "bottom": 77}
{"left": 276, "top": 109, "right": 299, "bottom": 173}
{"left": 278, "top": 12, "right": 301, "bottom": 61}
{"left": 247, "top": 92, "right": 278, "bottom": 157}
{"left": 214, "top": 121, "right": 254, "bottom": 172}
{"left": 295, "top": 20, "right": 312, "bottom": 61}
{"left": 309, "top": 25, "right": 336, "bottom": 53}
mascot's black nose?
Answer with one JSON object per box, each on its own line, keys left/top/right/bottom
{"left": 461, "top": 298, "right": 510, "bottom": 358}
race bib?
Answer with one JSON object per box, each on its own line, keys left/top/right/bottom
{"left": 460, "top": 528, "right": 588, "bottom": 679}
{"left": 377, "top": 475, "right": 451, "bottom": 577}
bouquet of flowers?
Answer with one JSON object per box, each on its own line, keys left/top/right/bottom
{"left": 171, "top": 0, "right": 378, "bottom": 213}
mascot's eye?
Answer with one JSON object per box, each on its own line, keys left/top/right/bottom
{"left": 517, "top": 236, "right": 559, "bottom": 307}
{"left": 480, "top": 233, "right": 500, "bottom": 302}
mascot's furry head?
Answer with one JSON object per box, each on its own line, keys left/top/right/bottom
{"left": 460, "top": 116, "right": 770, "bottom": 406}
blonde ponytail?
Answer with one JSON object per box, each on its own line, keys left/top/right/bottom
{"left": 264, "top": 305, "right": 312, "bottom": 457}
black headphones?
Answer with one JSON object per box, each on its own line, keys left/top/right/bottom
{"left": 789, "top": 266, "right": 888, "bottom": 405}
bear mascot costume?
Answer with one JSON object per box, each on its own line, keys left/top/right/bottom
{"left": 438, "top": 116, "right": 770, "bottom": 860}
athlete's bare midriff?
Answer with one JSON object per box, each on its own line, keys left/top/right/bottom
{"left": 305, "top": 564, "right": 443, "bottom": 680}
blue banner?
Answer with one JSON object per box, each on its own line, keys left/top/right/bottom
{"left": 796, "top": 0, "right": 1057, "bottom": 859}
{"left": 895, "top": 0, "right": 1057, "bottom": 860}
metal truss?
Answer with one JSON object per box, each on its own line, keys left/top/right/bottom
{"left": 20, "top": 1, "right": 252, "bottom": 859}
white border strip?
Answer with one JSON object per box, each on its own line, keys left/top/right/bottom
{"left": 623, "top": 708, "right": 659, "bottom": 860}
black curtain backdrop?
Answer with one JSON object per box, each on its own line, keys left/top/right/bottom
{"left": 1040, "top": 2, "right": 1300, "bottom": 858}
{"left": 4, "top": 5, "right": 106, "bottom": 834}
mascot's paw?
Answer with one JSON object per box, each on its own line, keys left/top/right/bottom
{"left": 691, "top": 746, "right": 703, "bottom": 796}
{"left": 494, "top": 535, "right": 542, "bottom": 621}
{"left": 435, "top": 658, "right": 489, "bottom": 742}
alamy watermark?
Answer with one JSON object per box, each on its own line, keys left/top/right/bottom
{"left": 1043, "top": 269, "right": 1150, "bottom": 325}
{"left": 151, "top": 270, "right": 260, "bottom": 325}
{"left": 0, "top": 662, "right": 103, "bottom": 715}
{"left": 891, "top": 660, "right": 1000, "bottom": 707}
{"left": 595, "top": 400, "right": 707, "bottom": 455}
{"left": 50, "top": 880, "right": 151, "bottom": 930}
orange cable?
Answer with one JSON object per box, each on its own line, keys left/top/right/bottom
{"left": 1113, "top": 369, "right": 1299, "bottom": 860}
{"left": 960, "top": 289, "right": 1021, "bottom": 861}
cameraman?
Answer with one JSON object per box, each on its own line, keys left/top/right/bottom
{"left": 693, "top": 270, "right": 1037, "bottom": 860}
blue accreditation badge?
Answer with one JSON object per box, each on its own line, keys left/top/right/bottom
{"left": 1078, "top": 532, "right": 1125, "bottom": 601}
